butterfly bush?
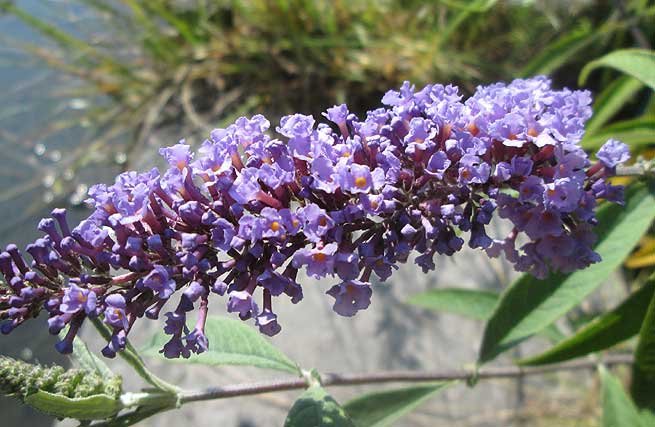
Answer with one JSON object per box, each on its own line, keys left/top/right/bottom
{"left": 0, "top": 77, "right": 630, "bottom": 359}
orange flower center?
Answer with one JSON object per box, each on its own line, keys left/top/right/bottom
{"left": 467, "top": 123, "right": 479, "bottom": 136}
{"left": 355, "top": 176, "right": 368, "bottom": 188}
{"left": 312, "top": 252, "right": 327, "bottom": 262}
{"left": 270, "top": 221, "right": 280, "bottom": 232}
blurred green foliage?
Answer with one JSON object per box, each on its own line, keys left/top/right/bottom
{"left": 0, "top": 0, "right": 652, "bottom": 203}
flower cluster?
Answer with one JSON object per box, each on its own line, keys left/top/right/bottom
{"left": 0, "top": 77, "right": 629, "bottom": 358}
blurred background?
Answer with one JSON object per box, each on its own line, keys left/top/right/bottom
{"left": 0, "top": 0, "right": 653, "bottom": 426}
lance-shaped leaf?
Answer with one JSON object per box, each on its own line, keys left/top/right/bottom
{"left": 343, "top": 383, "right": 451, "bottom": 427}
{"left": 407, "top": 288, "right": 498, "bottom": 320}
{"left": 478, "top": 181, "right": 655, "bottom": 364}
{"left": 407, "top": 288, "right": 564, "bottom": 342}
{"left": 519, "top": 25, "right": 600, "bottom": 77}
{"left": 631, "top": 274, "right": 655, "bottom": 409}
{"left": 581, "top": 118, "right": 655, "bottom": 150}
{"left": 284, "top": 386, "right": 355, "bottom": 427}
{"left": 142, "top": 316, "right": 300, "bottom": 374}
{"left": 600, "top": 366, "right": 652, "bottom": 427}
{"left": 519, "top": 276, "right": 655, "bottom": 366}
{"left": 580, "top": 49, "right": 655, "bottom": 91}
{"left": 585, "top": 76, "right": 645, "bottom": 135}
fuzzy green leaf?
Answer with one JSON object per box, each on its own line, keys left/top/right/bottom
{"left": 343, "top": 383, "right": 450, "bottom": 427}
{"left": 478, "top": 181, "right": 655, "bottom": 364}
{"left": 142, "top": 316, "right": 299, "bottom": 374}
{"left": 284, "top": 386, "right": 355, "bottom": 427}
{"left": 24, "top": 390, "right": 121, "bottom": 420}
{"left": 519, "top": 276, "right": 655, "bottom": 366}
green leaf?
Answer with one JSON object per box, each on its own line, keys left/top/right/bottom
{"left": 519, "top": 25, "right": 598, "bottom": 77}
{"left": 582, "top": 118, "right": 655, "bottom": 150}
{"left": 284, "top": 386, "right": 355, "bottom": 427}
{"left": 519, "top": 276, "right": 655, "bottom": 366}
{"left": 478, "top": 181, "right": 655, "bottom": 364}
{"left": 585, "top": 76, "right": 645, "bottom": 135}
{"left": 631, "top": 273, "right": 655, "bottom": 409}
{"left": 600, "top": 366, "right": 650, "bottom": 427}
{"left": 580, "top": 49, "right": 655, "bottom": 91}
{"left": 24, "top": 390, "right": 121, "bottom": 420}
{"left": 142, "top": 316, "right": 300, "bottom": 374}
{"left": 407, "top": 288, "right": 498, "bottom": 320}
{"left": 407, "top": 288, "right": 565, "bottom": 342}
{"left": 343, "top": 383, "right": 451, "bottom": 427}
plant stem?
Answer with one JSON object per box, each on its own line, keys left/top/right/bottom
{"left": 616, "top": 164, "right": 653, "bottom": 177}
{"left": 179, "top": 354, "right": 633, "bottom": 404}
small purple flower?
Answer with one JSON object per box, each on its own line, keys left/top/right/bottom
{"left": 143, "top": 265, "right": 176, "bottom": 299}
{"left": 256, "top": 309, "right": 282, "bottom": 336}
{"left": 298, "top": 204, "right": 334, "bottom": 243}
{"left": 334, "top": 252, "right": 360, "bottom": 281}
{"left": 338, "top": 163, "right": 374, "bottom": 194}
{"left": 104, "top": 294, "right": 129, "bottom": 330}
{"left": 160, "top": 141, "right": 192, "bottom": 170}
{"left": 425, "top": 151, "right": 451, "bottom": 179}
{"left": 72, "top": 220, "right": 108, "bottom": 248}
{"left": 259, "top": 207, "right": 287, "bottom": 240}
{"left": 326, "top": 280, "right": 372, "bottom": 317}
{"left": 493, "top": 162, "right": 512, "bottom": 182}
{"left": 458, "top": 154, "right": 490, "bottom": 184}
{"left": 257, "top": 269, "right": 289, "bottom": 296}
{"left": 596, "top": 139, "right": 630, "bottom": 169}
{"left": 292, "top": 243, "right": 338, "bottom": 278}
{"left": 510, "top": 157, "right": 533, "bottom": 177}
{"left": 60, "top": 283, "right": 97, "bottom": 314}
{"left": 227, "top": 291, "right": 258, "bottom": 319}
{"left": 519, "top": 176, "right": 544, "bottom": 202}
{"left": 277, "top": 114, "right": 315, "bottom": 139}
{"left": 323, "top": 104, "right": 349, "bottom": 126}
{"left": 229, "top": 167, "right": 261, "bottom": 204}
{"left": 185, "top": 328, "right": 209, "bottom": 354}
{"left": 544, "top": 177, "right": 582, "bottom": 213}
{"left": 210, "top": 218, "right": 237, "bottom": 251}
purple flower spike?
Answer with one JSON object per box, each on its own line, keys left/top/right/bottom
{"left": 0, "top": 76, "right": 630, "bottom": 359}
